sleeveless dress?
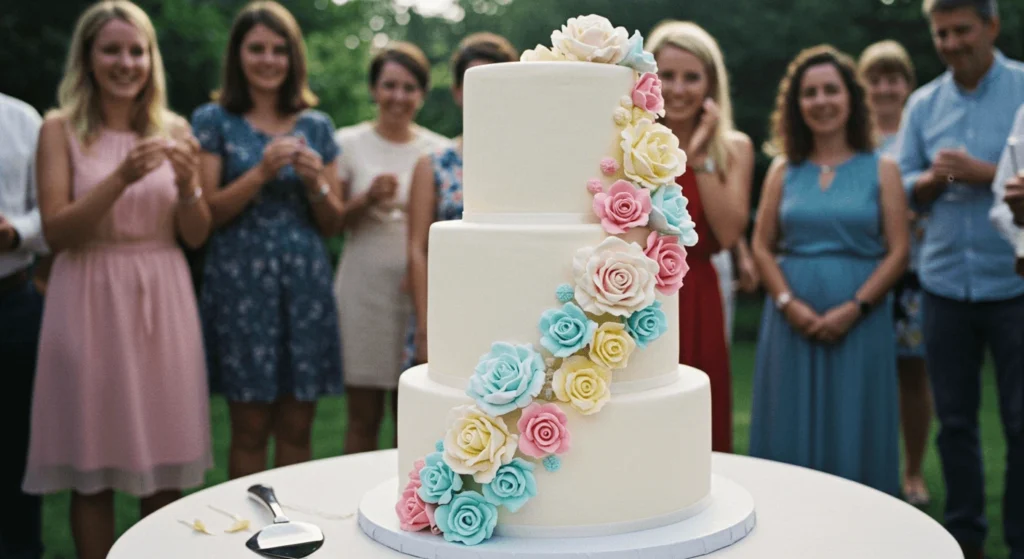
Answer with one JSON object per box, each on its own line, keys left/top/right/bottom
{"left": 191, "top": 103, "right": 343, "bottom": 403}
{"left": 333, "top": 122, "right": 450, "bottom": 389}
{"left": 22, "top": 126, "right": 212, "bottom": 496}
{"left": 676, "top": 167, "right": 733, "bottom": 453}
{"left": 748, "top": 152, "right": 899, "bottom": 496}
{"left": 402, "top": 145, "right": 464, "bottom": 369}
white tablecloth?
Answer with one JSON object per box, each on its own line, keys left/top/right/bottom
{"left": 108, "top": 450, "right": 960, "bottom": 558}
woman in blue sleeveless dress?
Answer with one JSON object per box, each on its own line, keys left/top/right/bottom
{"left": 404, "top": 33, "right": 519, "bottom": 368}
{"left": 749, "top": 46, "right": 910, "bottom": 496}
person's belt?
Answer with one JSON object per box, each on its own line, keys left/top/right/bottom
{"left": 0, "top": 268, "right": 29, "bottom": 295}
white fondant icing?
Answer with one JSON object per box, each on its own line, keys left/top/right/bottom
{"left": 397, "top": 365, "right": 711, "bottom": 534}
{"left": 462, "top": 62, "right": 636, "bottom": 217}
{"left": 359, "top": 473, "right": 755, "bottom": 557}
{"left": 426, "top": 220, "right": 679, "bottom": 390}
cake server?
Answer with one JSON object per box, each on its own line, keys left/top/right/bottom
{"left": 245, "top": 484, "right": 325, "bottom": 558}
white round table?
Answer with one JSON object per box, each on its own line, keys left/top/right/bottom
{"left": 109, "top": 450, "right": 961, "bottom": 559}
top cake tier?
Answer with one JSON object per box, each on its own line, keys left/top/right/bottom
{"left": 461, "top": 62, "right": 635, "bottom": 220}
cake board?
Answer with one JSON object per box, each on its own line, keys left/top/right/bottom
{"left": 358, "top": 473, "right": 756, "bottom": 558}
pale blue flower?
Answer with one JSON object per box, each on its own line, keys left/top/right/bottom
{"left": 434, "top": 490, "right": 499, "bottom": 546}
{"left": 619, "top": 30, "right": 658, "bottom": 74}
{"left": 625, "top": 301, "right": 669, "bottom": 349}
{"left": 481, "top": 458, "right": 537, "bottom": 513}
{"left": 649, "top": 183, "right": 699, "bottom": 246}
{"left": 538, "top": 303, "right": 597, "bottom": 358}
{"left": 418, "top": 452, "right": 464, "bottom": 505}
{"left": 467, "top": 342, "right": 546, "bottom": 416}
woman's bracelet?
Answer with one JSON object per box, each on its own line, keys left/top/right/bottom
{"left": 308, "top": 182, "right": 330, "bottom": 204}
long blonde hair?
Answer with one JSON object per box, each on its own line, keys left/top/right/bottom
{"left": 57, "top": 0, "right": 168, "bottom": 144}
{"left": 646, "top": 20, "right": 736, "bottom": 174}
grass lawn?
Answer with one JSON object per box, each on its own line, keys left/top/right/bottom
{"left": 40, "top": 298, "right": 1011, "bottom": 558}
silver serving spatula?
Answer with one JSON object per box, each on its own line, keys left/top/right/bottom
{"left": 245, "top": 484, "right": 325, "bottom": 558}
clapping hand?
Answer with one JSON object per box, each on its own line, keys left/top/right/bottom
{"left": 292, "top": 142, "right": 325, "bottom": 189}
{"left": 258, "top": 136, "right": 302, "bottom": 182}
{"left": 368, "top": 173, "right": 399, "bottom": 205}
{"left": 165, "top": 135, "right": 201, "bottom": 194}
{"left": 687, "top": 98, "right": 720, "bottom": 160}
{"left": 117, "top": 137, "right": 168, "bottom": 186}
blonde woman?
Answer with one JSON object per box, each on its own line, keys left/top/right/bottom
{"left": 21, "top": 2, "right": 212, "bottom": 557}
{"left": 859, "top": 40, "right": 932, "bottom": 507}
{"left": 646, "top": 20, "right": 755, "bottom": 453}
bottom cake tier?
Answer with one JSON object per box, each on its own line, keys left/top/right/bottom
{"left": 396, "top": 364, "right": 712, "bottom": 538}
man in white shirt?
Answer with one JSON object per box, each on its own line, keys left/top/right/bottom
{"left": 0, "top": 92, "right": 48, "bottom": 559}
{"left": 991, "top": 102, "right": 1024, "bottom": 277}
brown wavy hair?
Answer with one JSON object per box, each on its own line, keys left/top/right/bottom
{"left": 214, "top": 1, "right": 318, "bottom": 115}
{"left": 369, "top": 41, "right": 431, "bottom": 91}
{"left": 450, "top": 32, "right": 518, "bottom": 88}
{"left": 765, "top": 45, "right": 873, "bottom": 163}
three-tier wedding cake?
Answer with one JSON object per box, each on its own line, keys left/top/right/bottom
{"left": 357, "top": 15, "right": 755, "bottom": 558}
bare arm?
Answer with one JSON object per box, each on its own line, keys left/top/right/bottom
{"left": 693, "top": 133, "right": 754, "bottom": 250}
{"left": 407, "top": 154, "right": 436, "bottom": 359}
{"left": 37, "top": 116, "right": 163, "bottom": 251}
{"left": 305, "top": 160, "right": 345, "bottom": 236}
{"left": 198, "top": 152, "right": 266, "bottom": 229}
{"left": 167, "top": 117, "right": 212, "bottom": 248}
{"left": 750, "top": 157, "right": 791, "bottom": 301}
{"left": 856, "top": 157, "right": 910, "bottom": 305}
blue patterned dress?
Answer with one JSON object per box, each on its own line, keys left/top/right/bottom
{"left": 403, "top": 145, "right": 464, "bottom": 368}
{"left": 748, "top": 152, "right": 900, "bottom": 496}
{"left": 191, "top": 103, "right": 343, "bottom": 402}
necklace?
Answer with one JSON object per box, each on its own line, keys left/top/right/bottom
{"left": 820, "top": 163, "right": 835, "bottom": 174}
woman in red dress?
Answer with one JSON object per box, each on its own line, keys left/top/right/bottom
{"left": 647, "top": 21, "right": 755, "bottom": 452}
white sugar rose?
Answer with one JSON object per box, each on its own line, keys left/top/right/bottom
{"left": 521, "top": 45, "right": 566, "bottom": 62}
{"left": 621, "top": 117, "right": 688, "bottom": 189}
{"left": 442, "top": 405, "right": 518, "bottom": 484}
{"left": 573, "top": 236, "right": 659, "bottom": 317}
{"left": 551, "top": 15, "right": 629, "bottom": 64}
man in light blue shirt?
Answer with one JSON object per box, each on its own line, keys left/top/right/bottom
{"left": 0, "top": 92, "right": 47, "bottom": 559}
{"left": 897, "top": 1, "right": 1024, "bottom": 558}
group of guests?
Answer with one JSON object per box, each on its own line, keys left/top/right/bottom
{"left": 0, "top": 1, "right": 1022, "bottom": 559}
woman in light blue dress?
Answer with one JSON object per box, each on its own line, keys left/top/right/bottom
{"left": 748, "top": 45, "right": 909, "bottom": 496}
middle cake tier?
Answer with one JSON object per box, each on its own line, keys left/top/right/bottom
{"left": 426, "top": 219, "right": 680, "bottom": 391}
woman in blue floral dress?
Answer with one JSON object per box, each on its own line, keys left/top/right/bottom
{"left": 191, "top": 2, "right": 345, "bottom": 479}
{"left": 405, "top": 33, "right": 519, "bottom": 368}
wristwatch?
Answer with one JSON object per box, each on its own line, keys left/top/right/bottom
{"left": 775, "top": 291, "right": 792, "bottom": 310}
{"left": 309, "top": 182, "right": 330, "bottom": 203}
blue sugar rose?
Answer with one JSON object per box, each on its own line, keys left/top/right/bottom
{"left": 619, "top": 30, "right": 658, "bottom": 74}
{"left": 538, "top": 303, "right": 598, "bottom": 358}
{"left": 626, "top": 300, "right": 669, "bottom": 349}
{"left": 417, "top": 452, "right": 464, "bottom": 505}
{"left": 481, "top": 458, "right": 538, "bottom": 513}
{"left": 434, "top": 490, "right": 499, "bottom": 546}
{"left": 467, "top": 342, "right": 546, "bottom": 416}
{"left": 649, "top": 184, "right": 699, "bottom": 247}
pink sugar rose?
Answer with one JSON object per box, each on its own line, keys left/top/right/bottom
{"left": 516, "top": 402, "right": 572, "bottom": 458}
{"left": 600, "top": 157, "right": 619, "bottom": 176}
{"left": 592, "top": 179, "right": 652, "bottom": 235}
{"left": 396, "top": 481, "right": 432, "bottom": 532}
{"left": 631, "top": 73, "right": 665, "bottom": 116}
{"left": 644, "top": 231, "right": 689, "bottom": 295}
{"left": 407, "top": 457, "right": 426, "bottom": 489}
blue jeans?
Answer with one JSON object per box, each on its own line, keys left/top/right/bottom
{"left": 0, "top": 276, "right": 43, "bottom": 559}
{"left": 923, "top": 291, "right": 1024, "bottom": 558}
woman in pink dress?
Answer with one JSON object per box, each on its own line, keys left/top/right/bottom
{"left": 22, "top": 3, "right": 213, "bottom": 558}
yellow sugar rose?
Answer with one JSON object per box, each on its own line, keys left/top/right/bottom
{"left": 551, "top": 356, "right": 612, "bottom": 416}
{"left": 442, "top": 405, "right": 518, "bottom": 483}
{"left": 589, "top": 322, "right": 636, "bottom": 370}
{"left": 620, "top": 117, "right": 688, "bottom": 189}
